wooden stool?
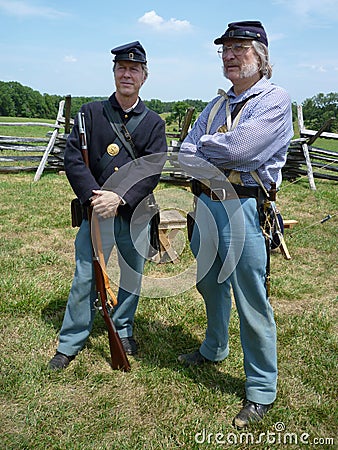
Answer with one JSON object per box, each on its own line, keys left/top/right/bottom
{"left": 283, "top": 219, "right": 298, "bottom": 229}
{"left": 156, "top": 209, "right": 186, "bottom": 263}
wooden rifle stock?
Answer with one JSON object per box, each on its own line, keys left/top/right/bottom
{"left": 92, "top": 255, "right": 131, "bottom": 371}
{"left": 78, "top": 112, "right": 130, "bottom": 371}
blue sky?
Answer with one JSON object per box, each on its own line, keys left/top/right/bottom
{"left": 0, "top": 0, "right": 337, "bottom": 104}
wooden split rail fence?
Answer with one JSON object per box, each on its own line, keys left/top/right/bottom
{"left": 161, "top": 104, "right": 338, "bottom": 188}
{"left": 0, "top": 101, "right": 336, "bottom": 190}
{"left": 283, "top": 105, "right": 338, "bottom": 189}
{"left": 0, "top": 95, "right": 73, "bottom": 180}
{"left": 160, "top": 107, "right": 194, "bottom": 183}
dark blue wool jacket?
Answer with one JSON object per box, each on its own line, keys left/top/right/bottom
{"left": 64, "top": 94, "right": 167, "bottom": 219}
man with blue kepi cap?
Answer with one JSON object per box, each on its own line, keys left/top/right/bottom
{"left": 178, "top": 21, "right": 293, "bottom": 428}
{"left": 48, "top": 41, "right": 167, "bottom": 370}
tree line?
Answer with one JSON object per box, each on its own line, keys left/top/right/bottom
{"left": 0, "top": 81, "right": 206, "bottom": 120}
{"left": 300, "top": 92, "right": 338, "bottom": 133}
{"left": 0, "top": 81, "right": 337, "bottom": 132}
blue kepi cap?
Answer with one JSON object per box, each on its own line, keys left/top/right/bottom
{"left": 111, "top": 41, "right": 147, "bottom": 63}
{"left": 214, "top": 21, "right": 268, "bottom": 47}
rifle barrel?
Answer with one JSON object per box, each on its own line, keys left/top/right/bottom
{"left": 77, "top": 112, "right": 89, "bottom": 167}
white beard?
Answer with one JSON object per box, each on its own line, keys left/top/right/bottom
{"left": 239, "top": 62, "right": 259, "bottom": 79}
{"left": 223, "top": 60, "right": 260, "bottom": 79}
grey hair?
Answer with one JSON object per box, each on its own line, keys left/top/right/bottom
{"left": 252, "top": 41, "right": 272, "bottom": 79}
{"left": 113, "top": 62, "right": 149, "bottom": 80}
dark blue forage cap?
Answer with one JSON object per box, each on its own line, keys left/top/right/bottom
{"left": 214, "top": 21, "right": 268, "bottom": 47}
{"left": 111, "top": 41, "right": 147, "bottom": 63}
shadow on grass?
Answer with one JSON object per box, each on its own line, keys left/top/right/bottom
{"left": 133, "top": 315, "right": 244, "bottom": 399}
{"left": 41, "top": 296, "right": 68, "bottom": 329}
{"left": 41, "top": 298, "right": 244, "bottom": 399}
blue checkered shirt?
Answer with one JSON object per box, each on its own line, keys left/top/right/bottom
{"left": 178, "top": 77, "right": 293, "bottom": 189}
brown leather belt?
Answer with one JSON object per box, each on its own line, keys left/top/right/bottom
{"left": 200, "top": 183, "right": 260, "bottom": 201}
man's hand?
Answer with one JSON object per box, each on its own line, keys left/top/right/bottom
{"left": 91, "top": 190, "right": 122, "bottom": 219}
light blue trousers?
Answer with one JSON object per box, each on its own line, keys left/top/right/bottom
{"left": 57, "top": 216, "right": 149, "bottom": 356}
{"left": 191, "top": 194, "right": 277, "bottom": 405}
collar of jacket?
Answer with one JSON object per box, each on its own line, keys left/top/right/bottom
{"left": 109, "top": 93, "right": 145, "bottom": 115}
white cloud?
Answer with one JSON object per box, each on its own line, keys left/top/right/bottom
{"left": 138, "top": 10, "right": 192, "bottom": 32}
{"left": 268, "top": 32, "right": 285, "bottom": 43}
{"left": 273, "top": 0, "right": 338, "bottom": 21}
{"left": 0, "top": 0, "right": 68, "bottom": 19}
{"left": 139, "top": 10, "right": 163, "bottom": 28}
{"left": 299, "top": 63, "right": 327, "bottom": 73}
{"left": 64, "top": 55, "right": 77, "bottom": 63}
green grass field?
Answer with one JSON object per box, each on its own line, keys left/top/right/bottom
{"left": 0, "top": 119, "right": 337, "bottom": 449}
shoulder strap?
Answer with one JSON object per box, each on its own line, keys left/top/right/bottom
{"left": 206, "top": 91, "right": 258, "bottom": 134}
{"left": 250, "top": 170, "right": 269, "bottom": 197}
{"left": 91, "top": 101, "right": 149, "bottom": 181}
{"left": 206, "top": 89, "right": 228, "bottom": 134}
{"left": 102, "top": 100, "right": 149, "bottom": 160}
{"left": 231, "top": 98, "right": 251, "bottom": 122}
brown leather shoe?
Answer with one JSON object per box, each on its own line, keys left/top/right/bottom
{"left": 233, "top": 401, "right": 273, "bottom": 429}
{"left": 48, "top": 352, "right": 75, "bottom": 370}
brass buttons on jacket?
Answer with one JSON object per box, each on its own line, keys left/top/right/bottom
{"left": 107, "top": 143, "right": 120, "bottom": 156}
